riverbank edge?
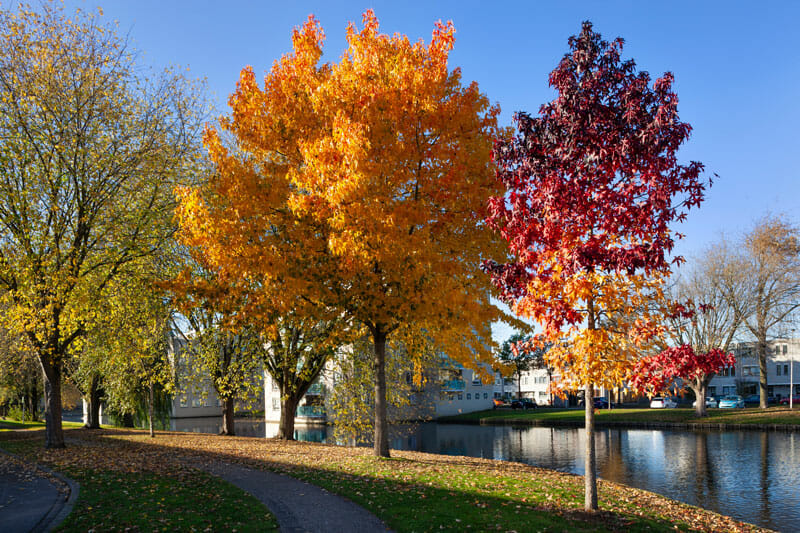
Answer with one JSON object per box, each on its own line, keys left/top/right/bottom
{"left": 438, "top": 416, "right": 800, "bottom": 432}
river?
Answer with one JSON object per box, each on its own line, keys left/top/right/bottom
{"left": 170, "top": 417, "right": 800, "bottom": 532}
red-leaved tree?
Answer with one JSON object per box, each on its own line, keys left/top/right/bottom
{"left": 483, "top": 22, "right": 708, "bottom": 511}
{"left": 630, "top": 345, "right": 735, "bottom": 417}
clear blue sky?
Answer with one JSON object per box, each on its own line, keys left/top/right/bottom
{"left": 57, "top": 1, "right": 800, "bottom": 341}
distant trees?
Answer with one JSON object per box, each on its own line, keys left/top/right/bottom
{"left": 484, "top": 22, "right": 707, "bottom": 511}
{"left": 722, "top": 216, "right": 800, "bottom": 408}
{"left": 0, "top": 3, "right": 204, "bottom": 447}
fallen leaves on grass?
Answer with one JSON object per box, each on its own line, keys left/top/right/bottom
{"left": 0, "top": 427, "right": 771, "bottom": 533}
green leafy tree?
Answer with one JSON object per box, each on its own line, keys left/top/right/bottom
{"left": 0, "top": 3, "right": 204, "bottom": 447}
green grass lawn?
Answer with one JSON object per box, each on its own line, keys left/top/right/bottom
{"left": 440, "top": 406, "right": 800, "bottom": 426}
{"left": 0, "top": 417, "right": 84, "bottom": 431}
{"left": 0, "top": 425, "right": 767, "bottom": 532}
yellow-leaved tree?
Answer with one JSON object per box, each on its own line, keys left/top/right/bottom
{"left": 0, "top": 3, "right": 204, "bottom": 447}
{"left": 176, "top": 11, "right": 516, "bottom": 457}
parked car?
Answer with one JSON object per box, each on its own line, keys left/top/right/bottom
{"left": 744, "top": 394, "right": 779, "bottom": 406}
{"left": 779, "top": 395, "right": 800, "bottom": 406}
{"left": 718, "top": 395, "right": 745, "bottom": 408}
{"left": 511, "top": 398, "right": 537, "bottom": 410}
{"left": 492, "top": 398, "right": 509, "bottom": 409}
{"left": 692, "top": 396, "right": 718, "bottom": 408}
{"left": 650, "top": 397, "right": 678, "bottom": 409}
{"left": 578, "top": 397, "right": 609, "bottom": 409}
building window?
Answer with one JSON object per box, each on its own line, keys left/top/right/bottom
{"left": 783, "top": 345, "right": 788, "bottom": 355}
{"left": 778, "top": 364, "right": 783, "bottom": 376}
{"left": 272, "top": 398, "right": 280, "bottom": 410}
{"left": 743, "top": 366, "right": 758, "bottom": 377}
{"left": 483, "top": 393, "right": 488, "bottom": 399}
{"left": 179, "top": 395, "right": 188, "bottom": 408}
{"left": 457, "top": 393, "right": 463, "bottom": 400}
{"left": 466, "top": 393, "right": 471, "bottom": 400}
{"left": 708, "top": 386, "right": 716, "bottom": 397}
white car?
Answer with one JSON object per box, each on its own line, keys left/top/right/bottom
{"left": 650, "top": 396, "right": 678, "bottom": 408}
{"left": 692, "top": 396, "right": 718, "bottom": 408}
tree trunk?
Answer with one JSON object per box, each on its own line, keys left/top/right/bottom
{"left": 758, "top": 336, "right": 768, "bottom": 409}
{"left": 221, "top": 396, "right": 236, "bottom": 436}
{"left": 121, "top": 412, "right": 135, "bottom": 428}
{"left": 39, "top": 357, "right": 65, "bottom": 449}
{"left": 277, "top": 395, "right": 299, "bottom": 440}
{"left": 693, "top": 383, "right": 707, "bottom": 417}
{"left": 373, "top": 326, "right": 390, "bottom": 458}
{"left": 584, "top": 382, "right": 598, "bottom": 511}
{"left": 517, "top": 371, "right": 522, "bottom": 400}
{"left": 148, "top": 383, "right": 155, "bottom": 438}
{"left": 85, "top": 376, "right": 103, "bottom": 429}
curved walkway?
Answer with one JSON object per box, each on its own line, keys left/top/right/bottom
{"left": 0, "top": 451, "right": 78, "bottom": 532}
{"left": 199, "top": 461, "right": 392, "bottom": 533}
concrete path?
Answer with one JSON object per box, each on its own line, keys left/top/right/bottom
{"left": 200, "top": 461, "right": 393, "bottom": 533}
{"left": 0, "top": 451, "right": 78, "bottom": 532}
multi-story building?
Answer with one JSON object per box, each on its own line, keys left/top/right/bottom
{"left": 708, "top": 339, "right": 799, "bottom": 400}
{"left": 263, "top": 358, "right": 510, "bottom": 424}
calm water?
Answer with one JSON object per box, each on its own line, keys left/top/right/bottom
{"left": 172, "top": 417, "right": 800, "bottom": 532}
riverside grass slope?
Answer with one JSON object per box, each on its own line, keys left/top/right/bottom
{"left": 0, "top": 426, "right": 768, "bottom": 532}
{"left": 439, "top": 406, "right": 800, "bottom": 428}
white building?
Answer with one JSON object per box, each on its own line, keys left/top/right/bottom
{"left": 708, "top": 339, "right": 799, "bottom": 400}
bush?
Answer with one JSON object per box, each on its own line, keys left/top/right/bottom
{"left": 8, "top": 405, "right": 32, "bottom": 422}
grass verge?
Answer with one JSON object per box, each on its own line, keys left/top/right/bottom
{"left": 439, "top": 406, "right": 800, "bottom": 427}
{"left": 0, "top": 426, "right": 767, "bottom": 532}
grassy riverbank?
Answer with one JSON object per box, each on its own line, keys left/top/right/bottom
{"left": 0, "top": 417, "right": 84, "bottom": 431}
{"left": 0, "top": 426, "right": 767, "bottom": 532}
{"left": 439, "top": 406, "right": 800, "bottom": 427}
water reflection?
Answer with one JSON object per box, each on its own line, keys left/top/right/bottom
{"left": 170, "top": 418, "right": 799, "bottom": 532}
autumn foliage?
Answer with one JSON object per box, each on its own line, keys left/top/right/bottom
{"left": 176, "top": 11, "right": 514, "bottom": 456}
{"left": 483, "top": 22, "right": 708, "bottom": 509}
{"left": 630, "top": 345, "right": 735, "bottom": 399}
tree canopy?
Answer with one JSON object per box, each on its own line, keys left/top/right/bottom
{"left": 0, "top": 3, "right": 204, "bottom": 447}
{"left": 176, "top": 10, "right": 517, "bottom": 457}
{"left": 484, "top": 22, "right": 708, "bottom": 510}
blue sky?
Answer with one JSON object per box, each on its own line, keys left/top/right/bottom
{"left": 55, "top": 1, "right": 800, "bottom": 341}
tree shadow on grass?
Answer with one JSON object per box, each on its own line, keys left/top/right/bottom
{"left": 0, "top": 427, "right": 761, "bottom": 533}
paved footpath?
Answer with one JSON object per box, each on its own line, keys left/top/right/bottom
{"left": 200, "top": 461, "right": 393, "bottom": 533}
{"left": 0, "top": 451, "right": 78, "bottom": 533}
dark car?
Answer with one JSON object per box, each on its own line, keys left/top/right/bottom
{"left": 744, "top": 394, "right": 779, "bottom": 406}
{"left": 579, "top": 397, "right": 609, "bottom": 409}
{"left": 511, "top": 398, "right": 537, "bottom": 410}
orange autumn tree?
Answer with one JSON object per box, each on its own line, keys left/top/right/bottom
{"left": 176, "top": 11, "right": 515, "bottom": 457}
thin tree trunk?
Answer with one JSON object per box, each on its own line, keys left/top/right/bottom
{"left": 518, "top": 371, "right": 522, "bottom": 400}
{"left": 221, "top": 396, "right": 236, "bottom": 436}
{"left": 373, "top": 326, "right": 390, "bottom": 457}
{"left": 148, "top": 383, "right": 155, "bottom": 438}
{"left": 277, "top": 395, "right": 299, "bottom": 440}
{"left": 85, "top": 376, "right": 103, "bottom": 429}
{"left": 39, "top": 357, "right": 65, "bottom": 449}
{"left": 758, "top": 334, "right": 768, "bottom": 409}
{"left": 584, "top": 382, "right": 598, "bottom": 511}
